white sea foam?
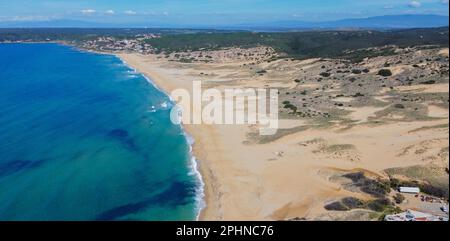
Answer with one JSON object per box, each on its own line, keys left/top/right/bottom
{"left": 160, "top": 101, "right": 170, "bottom": 109}
{"left": 184, "top": 132, "right": 206, "bottom": 221}
{"left": 148, "top": 105, "right": 157, "bottom": 113}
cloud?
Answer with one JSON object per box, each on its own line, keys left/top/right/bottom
{"left": 9, "top": 15, "right": 52, "bottom": 21}
{"left": 442, "top": 0, "right": 449, "bottom": 4}
{"left": 105, "top": 10, "right": 115, "bottom": 15}
{"left": 408, "top": 1, "right": 421, "bottom": 8}
{"left": 124, "top": 10, "right": 137, "bottom": 15}
{"left": 162, "top": 11, "right": 169, "bottom": 16}
{"left": 81, "top": 9, "right": 96, "bottom": 15}
{"left": 383, "top": 5, "right": 394, "bottom": 9}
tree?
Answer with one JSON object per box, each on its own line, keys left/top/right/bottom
{"left": 377, "top": 69, "right": 392, "bottom": 77}
{"left": 394, "top": 193, "right": 406, "bottom": 204}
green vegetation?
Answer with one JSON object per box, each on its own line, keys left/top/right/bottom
{"left": 144, "top": 27, "right": 449, "bottom": 61}
{"left": 341, "top": 197, "right": 365, "bottom": 209}
{"left": 282, "top": 101, "right": 298, "bottom": 113}
{"left": 247, "top": 125, "right": 309, "bottom": 144}
{"left": 343, "top": 172, "right": 391, "bottom": 198}
{"left": 0, "top": 28, "right": 232, "bottom": 43}
{"left": 324, "top": 196, "right": 401, "bottom": 218}
{"left": 322, "top": 144, "right": 355, "bottom": 153}
{"left": 351, "top": 69, "right": 362, "bottom": 74}
{"left": 421, "top": 80, "right": 436, "bottom": 84}
{"left": 324, "top": 201, "right": 350, "bottom": 211}
{"left": 393, "top": 193, "right": 406, "bottom": 204}
{"left": 178, "top": 57, "right": 195, "bottom": 63}
{"left": 256, "top": 69, "right": 267, "bottom": 74}
{"left": 394, "top": 103, "right": 405, "bottom": 109}
{"left": 1, "top": 27, "right": 448, "bottom": 63}
{"left": 393, "top": 180, "right": 448, "bottom": 199}
{"left": 283, "top": 103, "right": 298, "bottom": 113}
{"left": 366, "top": 198, "right": 393, "bottom": 212}
{"left": 385, "top": 165, "right": 449, "bottom": 199}
{"left": 0, "top": 28, "right": 156, "bottom": 42}
{"left": 377, "top": 69, "right": 393, "bottom": 77}
{"left": 319, "top": 72, "right": 331, "bottom": 77}
{"left": 145, "top": 32, "right": 267, "bottom": 53}
{"left": 420, "top": 183, "right": 449, "bottom": 199}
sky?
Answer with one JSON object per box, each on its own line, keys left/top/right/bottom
{"left": 0, "top": 0, "right": 449, "bottom": 25}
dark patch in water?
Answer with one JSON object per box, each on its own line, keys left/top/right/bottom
{"left": 107, "top": 129, "right": 138, "bottom": 151}
{"left": 0, "top": 159, "right": 46, "bottom": 177}
{"left": 95, "top": 181, "right": 196, "bottom": 221}
{"left": 122, "top": 139, "right": 138, "bottom": 152}
{"left": 108, "top": 129, "right": 129, "bottom": 139}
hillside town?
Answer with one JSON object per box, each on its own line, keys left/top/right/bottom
{"left": 78, "top": 34, "right": 159, "bottom": 54}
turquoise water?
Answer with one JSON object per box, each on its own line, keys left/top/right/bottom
{"left": 0, "top": 43, "right": 201, "bottom": 221}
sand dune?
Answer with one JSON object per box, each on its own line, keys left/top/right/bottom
{"left": 118, "top": 52, "right": 449, "bottom": 220}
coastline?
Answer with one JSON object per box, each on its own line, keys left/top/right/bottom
{"left": 115, "top": 52, "right": 449, "bottom": 221}
{"left": 116, "top": 53, "right": 210, "bottom": 221}
{"left": 113, "top": 52, "right": 353, "bottom": 221}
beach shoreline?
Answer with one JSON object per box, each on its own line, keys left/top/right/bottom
{"left": 116, "top": 53, "right": 215, "bottom": 220}
{"left": 116, "top": 51, "right": 449, "bottom": 221}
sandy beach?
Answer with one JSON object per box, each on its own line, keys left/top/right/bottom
{"left": 1, "top": 0, "right": 449, "bottom": 224}
{"left": 117, "top": 50, "right": 449, "bottom": 220}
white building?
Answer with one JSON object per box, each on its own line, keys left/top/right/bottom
{"left": 399, "top": 187, "right": 420, "bottom": 194}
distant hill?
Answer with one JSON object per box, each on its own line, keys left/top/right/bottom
{"left": 265, "top": 14, "right": 450, "bottom": 30}
{"left": 0, "top": 14, "right": 448, "bottom": 30}
{"left": 329, "top": 14, "right": 449, "bottom": 29}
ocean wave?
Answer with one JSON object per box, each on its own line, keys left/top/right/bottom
{"left": 184, "top": 132, "right": 206, "bottom": 221}
{"left": 159, "top": 101, "right": 173, "bottom": 110}
{"left": 190, "top": 156, "right": 206, "bottom": 221}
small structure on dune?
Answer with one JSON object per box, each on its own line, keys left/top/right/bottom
{"left": 399, "top": 187, "right": 420, "bottom": 194}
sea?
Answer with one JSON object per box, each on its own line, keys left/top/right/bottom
{"left": 0, "top": 43, "right": 203, "bottom": 221}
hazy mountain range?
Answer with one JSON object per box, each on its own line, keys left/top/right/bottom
{"left": 0, "top": 14, "right": 448, "bottom": 30}
{"left": 241, "top": 14, "right": 450, "bottom": 30}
